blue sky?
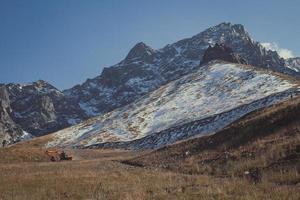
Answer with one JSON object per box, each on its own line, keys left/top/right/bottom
{"left": 0, "top": 0, "right": 299, "bottom": 89}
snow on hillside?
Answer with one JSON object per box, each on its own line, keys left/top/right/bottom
{"left": 47, "top": 61, "right": 299, "bottom": 149}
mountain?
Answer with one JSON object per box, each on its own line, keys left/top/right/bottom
{"left": 285, "top": 57, "right": 300, "bottom": 72}
{"left": 46, "top": 61, "right": 299, "bottom": 149}
{"left": 1, "top": 22, "right": 299, "bottom": 140}
{"left": 64, "top": 22, "right": 299, "bottom": 118}
{"left": 5, "top": 80, "right": 87, "bottom": 137}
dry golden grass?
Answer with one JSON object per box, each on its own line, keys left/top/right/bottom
{"left": 1, "top": 97, "right": 300, "bottom": 199}
{"left": 1, "top": 147, "right": 299, "bottom": 200}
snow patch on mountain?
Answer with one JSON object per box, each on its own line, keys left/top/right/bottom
{"left": 20, "top": 131, "right": 34, "bottom": 141}
{"left": 89, "top": 89, "right": 298, "bottom": 150}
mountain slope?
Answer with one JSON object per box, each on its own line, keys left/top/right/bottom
{"left": 47, "top": 61, "right": 299, "bottom": 149}
{"left": 64, "top": 22, "right": 299, "bottom": 117}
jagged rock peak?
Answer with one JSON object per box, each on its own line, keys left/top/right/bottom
{"left": 32, "top": 80, "right": 60, "bottom": 90}
{"left": 125, "top": 42, "right": 155, "bottom": 62}
{"left": 7, "top": 80, "right": 58, "bottom": 90}
{"left": 34, "top": 79, "right": 50, "bottom": 86}
{"left": 195, "top": 22, "right": 250, "bottom": 40}
{"left": 211, "top": 22, "right": 246, "bottom": 32}
{"left": 200, "top": 43, "right": 247, "bottom": 65}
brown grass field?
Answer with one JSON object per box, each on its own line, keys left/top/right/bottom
{"left": 0, "top": 97, "right": 300, "bottom": 199}
{"left": 1, "top": 147, "right": 299, "bottom": 200}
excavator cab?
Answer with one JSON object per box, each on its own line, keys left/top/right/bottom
{"left": 46, "top": 150, "right": 72, "bottom": 161}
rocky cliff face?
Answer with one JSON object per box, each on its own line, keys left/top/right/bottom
{"left": 6, "top": 80, "right": 87, "bottom": 136}
{"left": 0, "top": 84, "right": 23, "bottom": 145}
{"left": 200, "top": 43, "right": 247, "bottom": 65}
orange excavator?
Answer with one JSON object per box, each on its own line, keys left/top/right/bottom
{"left": 46, "top": 149, "right": 72, "bottom": 161}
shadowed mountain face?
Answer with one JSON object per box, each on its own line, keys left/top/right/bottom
{"left": 1, "top": 22, "right": 300, "bottom": 141}
{"left": 200, "top": 43, "right": 247, "bottom": 65}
